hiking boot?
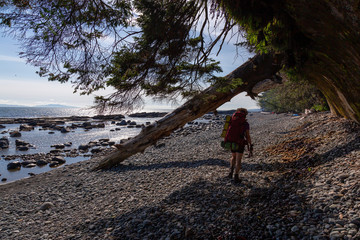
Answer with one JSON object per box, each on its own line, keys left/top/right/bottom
{"left": 234, "top": 174, "right": 241, "bottom": 183}
{"left": 228, "top": 168, "right": 234, "bottom": 178}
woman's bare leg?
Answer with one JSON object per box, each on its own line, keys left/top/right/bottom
{"left": 234, "top": 153, "right": 243, "bottom": 183}
{"left": 234, "top": 153, "right": 243, "bottom": 174}
{"left": 228, "top": 153, "right": 236, "bottom": 178}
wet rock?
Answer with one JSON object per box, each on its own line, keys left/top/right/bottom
{"left": 78, "top": 144, "right": 90, "bottom": 151}
{"left": 23, "top": 163, "right": 36, "bottom": 168}
{"left": 51, "top": 144, "right": 65, "bottom": 149}
{"left": 49, "top": 161, "right": 61, "bottom": 167}
{"left": 91, "top": 148, "right": 102, "bottom": 154}
{"left": 9, "top": 131, "right": 21, "bottom": 137}
{"left": 36, "top": 159, "right": 48, "bottom": 166}
{"left": 15, "top": 139, "right": 27, "bottom": 147}
{"left": 117, "top": 120, "right": 127, "bottom": 126}
{"left": 7, "top": 161, "right": 21, "bottom": 170}
{"left": 21, "top": 160, "right": 37, "bottom": 167}
{"left": 128, "top": 112, "right": 168, "bottom": 118}
{"left": 50, "top": 149, "right": 62, "bottom": 154}
{"left": 60, "top": 127, "right": 71, "bottom": 133}
{"left": 18, "top": 146, "right": 29, "bottom": 151}
{"left": 19, "top": 124, "right": 34, "bottom": 131}
{"left": 0, "top": 137, "right": 9, "bottom": 149}
{"left": 52, "top": 156, "right": 66, "bottom": 164}
{"left": 96, "top": 123, "right": 105, "bottom": 128}
{"left": 0, "top": 124, "right": 6, "bottom": 129}
{"left": 1, "top": 178, "right": 7, "bottom": 182}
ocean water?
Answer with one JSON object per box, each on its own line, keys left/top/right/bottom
{"left": 0, "top": 107, "right": 168, "bottom": 184}
{"left": 0, "top": 107, "right": 98, "bottom": 118}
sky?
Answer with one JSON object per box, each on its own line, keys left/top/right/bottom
{"left": 0, "top": 34, "right": 258, "bottom": 112}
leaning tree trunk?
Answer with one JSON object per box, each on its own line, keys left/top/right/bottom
{"left": 93, "top": 53, "right": 283, "bottom": 170}
{"left": 285, "top": 0, "right": 360, "bottom": 123}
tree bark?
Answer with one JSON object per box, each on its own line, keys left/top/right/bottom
{"left": 284, "top": 0, "right": 360, "bottom": 123}
{"left": 93, "top": 53, "right": 283, "bottom": 170}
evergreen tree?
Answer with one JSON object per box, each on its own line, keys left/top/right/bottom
{"left": 257, "top": 80, "right": 329, "bottom": 113}
{"left": 1, "top": 0, "right": 360, "bottom": 122}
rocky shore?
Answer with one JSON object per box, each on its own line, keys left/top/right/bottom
{"left": 0, "top": 112, "right": 359, "bottom": 239}
{"left": 0, "top": 112, "right": 168, "bottom": 178}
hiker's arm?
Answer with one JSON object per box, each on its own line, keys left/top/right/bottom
{"left": 245, "top": 130, "right": 252, "bottom": 145}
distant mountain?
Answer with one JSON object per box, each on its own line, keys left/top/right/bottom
{"left": 0, "top": 104, "right": 78, "bottom": 108}
{"left": 33, "top": 104, "right": 78, "bottom": 108}
{"left": 0, "top": 104, "right": 26, "bottom": 107}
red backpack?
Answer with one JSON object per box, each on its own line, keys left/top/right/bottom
{"left": 224, "top": 112, "right": 248, "bottom": 146}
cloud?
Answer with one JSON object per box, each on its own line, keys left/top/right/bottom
{"left": 0, "top": 54, "right": 25, "bottom": 63}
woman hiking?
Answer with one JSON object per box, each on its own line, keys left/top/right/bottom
{"left": 224, "top": 108, "right": 253, "bottom": 183}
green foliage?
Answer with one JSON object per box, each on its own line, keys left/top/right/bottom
{"left": 212, "top": 77, "right": 243, "bottom": 93}
{"left": 216, "top": 0, "right": 310, "bottom": 70}
{"left": 257, "top": 80, "right": 329, "bottom": 113}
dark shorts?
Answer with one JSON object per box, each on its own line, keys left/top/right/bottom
{"left": 231, "top": 145, "right": 245, "bottom": 153}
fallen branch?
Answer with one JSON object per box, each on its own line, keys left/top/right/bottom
{"left": 93, "top": 53, "right": 283, "bottom": 170}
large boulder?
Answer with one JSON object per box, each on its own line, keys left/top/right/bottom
{"left": 7, "top": 161, "right": 21, "bottom": 170}
{"left": 51, "top": 156, "right": 66, "bottom": 164}
{"left": 15, "top": 139, "right": 32, "bottom": 151}
{"left": 23, "top": 163, "right": 36, "bottom": 168}
{"left": 21, "top": 160, "right": 37, "bottom": 166}
{"left": 15, "top": 139, "right": 28, "bottom": 147}
{"left": 0, "top": 137, "right": 9, "bottom": 149}
{"left": 18, "top": 146, "right": 29, "bottom": 151}
{"left": 51, "top": 144, "right": 65, "bottom": 149}
{"left": 117, "top": 120, "right": 127, "bottom": 126}
{"left": 78, "top": 144, "right": 90, "bottom": 151}
{"left": 60, "top": 127, "right": 71, "bottom": 133}
{"left": 10, "top": 131, "right": 21, "bottom": 137}
{"left": 36, "top": 159, "right": 48, "bottom": 166}
{"left": 19, "top": 124, "right": 34, "bottom": 131}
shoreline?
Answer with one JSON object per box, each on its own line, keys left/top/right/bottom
{"left": 0, "top": 112, "right": 170, "bottom": 184}
{"left": 0, "top": 112, "right": 359, "bottom": 239}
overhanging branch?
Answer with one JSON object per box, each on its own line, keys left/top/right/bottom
{"left": 93, "top": 53, "right": 284, "bottom": 170}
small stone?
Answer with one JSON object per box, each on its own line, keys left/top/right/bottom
{"left": 348, "top": 229, "right": 357, "bottom": 235}
{"left": 291, "top": 225, "right": 299, "bottom": 232}
{"left": 351, "top": 217, "right": 360, "bottom": 227}
{"left": 40, "top": 202, "right": 54, "bottom": 211}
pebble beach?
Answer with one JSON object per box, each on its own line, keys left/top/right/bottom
{"left": 0, "top": 112, "right": 359, "bottom": 240}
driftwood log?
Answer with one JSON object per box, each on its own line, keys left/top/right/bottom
{"left": 93, "top": 53, "right": 283, "bottom": 170}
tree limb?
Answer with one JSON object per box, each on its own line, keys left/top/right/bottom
{"left": 93, "top": 53, "right": 283, "bottom": 170}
